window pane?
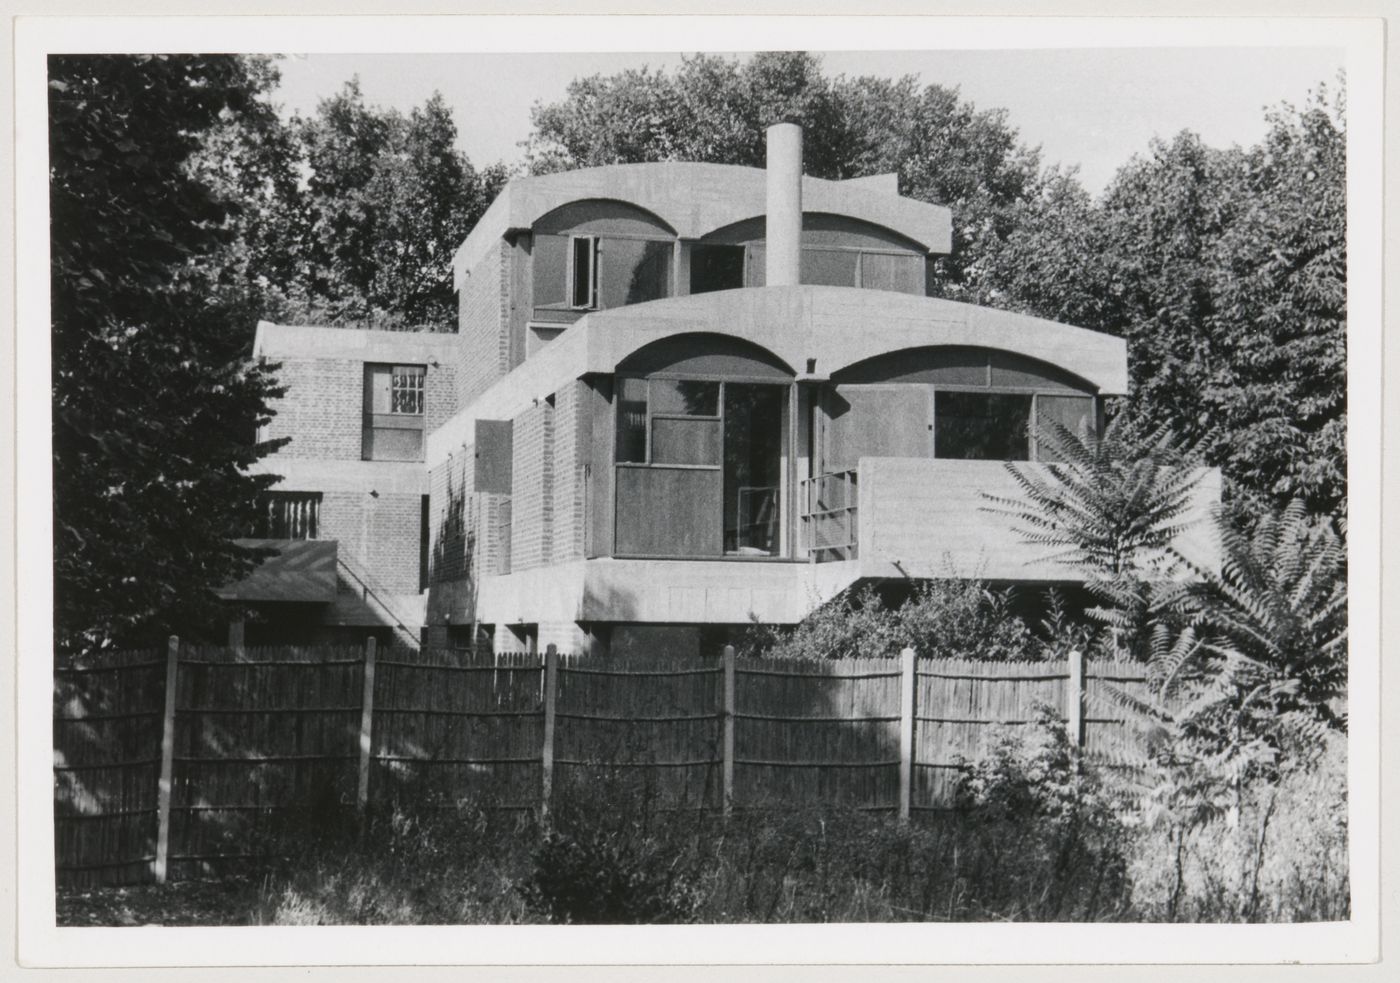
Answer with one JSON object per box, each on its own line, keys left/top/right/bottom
{"left": 724, "top": 383, "right": 785, "bottom": 555}
{"left": 615, "top": 377, "right": 648, "bottom": 463}
{"left": 859, "top": 252, "right": 923, "bottom": 294}
{"left": 690, "top": 244, "right": 746, "bottom": 294}
{"left": 650, "top": 378, "right": 719, "bottom": 416}
{"left": 571, "top": 236, "right": 595, "bottom": 307}
{"left": 651, "top": 417, "right": 721, "bottom": 465}
{"left": 801, "top": 247, "right": 859, "bottom": 287}
{"left": 1035, "top": 395, "right": 1095, "bottom": 462}
{"left": 935, "top": 391, "right": 1032, "bottom": 461}
{"left": 598, "top": 237, "right": 672, "bottom": 308}
{"left": 391, "top": 365, "right": 425, "bottom": 415}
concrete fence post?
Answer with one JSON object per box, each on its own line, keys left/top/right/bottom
{"left": 1067, "top": 648, "right": 1086, "bottom": 751}
{"left": 357, "top": 637, "right": 377, "bottom": 814}
{"left": 541, "top": 644, "right": 559, "bottom": 819}
{"left": 898, "top": 646, "right": 916, "bottom": 823}
{"left": 722, "top": 645, "right": 736, "bottom": 817}
{"left": 153, "top": 635, "right": 179, "bottom": 885}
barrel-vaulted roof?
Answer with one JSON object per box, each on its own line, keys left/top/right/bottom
{"left": 428, "top": 286, "right": 1128, "bottom": 462}
{"left": 451, "top": 163, "right": 953, "bottom": 290}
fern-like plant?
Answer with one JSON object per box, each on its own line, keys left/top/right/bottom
{"left": 984, "top": 414, "right": 1207, "bottom": 579}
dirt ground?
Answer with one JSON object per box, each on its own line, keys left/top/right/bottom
{"left": 56, "top": 878, "right": 261, "bottom": 927}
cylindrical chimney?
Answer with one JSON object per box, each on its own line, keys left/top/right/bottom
{"left": 765, "top": 123, "right": 803, "bottom": 287}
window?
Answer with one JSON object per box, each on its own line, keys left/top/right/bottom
{"left": 363, "top": 363, "right": 426, "bottom": 461}
{"left": 690, "top": 244, "right": 746, "bottom": 294}
{"left": 614, "top": 376, "right": 787, "bottom": 557}
{"left": 932, "top": 391, "right": 1096, "bottom": 462}
{"left": 255, "top": 492, "right": 321, "bottom": 539}
{"left": 569, "top": 235, "right": 599, "bottom": 309}
{"left": 615, "top": 378, "right": 722, "bottom": 467}
{"left": 935, "top": 391, "right": 1033, "bottom": 461}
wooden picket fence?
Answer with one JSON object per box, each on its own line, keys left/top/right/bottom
{"left": 53, "top": 639, "right": 1148, "bottom": 887}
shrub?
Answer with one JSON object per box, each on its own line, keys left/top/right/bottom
{"left": 522, "top": 825, "right": 706, "bottom": 924}
{"left": 954, "top": 705, "right": 1134, "bottom": 920}
{"left": 1126, "top": 731, "right": 1348, "bottom": 922}
{"left": 743, "top": 580, "right": 1045, "bottom": 661}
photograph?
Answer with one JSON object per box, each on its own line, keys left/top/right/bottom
{"left": 14, "top": 12, "right": 1384, "bottom": 971}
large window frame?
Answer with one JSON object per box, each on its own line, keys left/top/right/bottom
{"left": 929, "top": 385, "right": 1098, "bottom": 462}
{"left": 363, "top": 363, "right": 427, "bottom": 462}
{"left": 818, "top": 382, "right": 1099, "bottom": 471}
{"left": 614, "top": 372, "right": 791, "bottom": 560}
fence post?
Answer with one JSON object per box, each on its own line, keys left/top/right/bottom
{"left": 357, "top": 637, "right": 377, "bottom": 815}
{"left": 722, "top": 645, "right": 736, "bottom": 817}
{"left": 898, "top": 646, "right": 916, "bottom": 823}
{"left": 541, "top": 644, "right": 559, "bottom": 819}
{"left": 153, "top": 635, "right": 179, "bottom": 885}
{"left": 1067, "top": 648, "right": 1086, "bottom": 751}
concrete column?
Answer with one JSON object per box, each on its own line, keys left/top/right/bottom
{"left": 765, "top": 123, "right": 803, "bottom": 287}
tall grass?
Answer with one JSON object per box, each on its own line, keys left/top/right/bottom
{"left": 242, "top": 715, "right": 1346, "bottom": 926}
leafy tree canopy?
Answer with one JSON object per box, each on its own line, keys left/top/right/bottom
{"left": 49, "top": 54, "right": 289, "bottom": 651}
{"left": 988, "top": 83, "right": 1347, "bottom": 521}
{"left": 222, "top": 78, "right": 508, "bottom": 331}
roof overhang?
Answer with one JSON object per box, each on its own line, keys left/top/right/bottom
{"left": 252, "top": 322, "right": 461, "bottom": 363}
{"left": 216, "top": 539, "right": 338, "bottom": 603}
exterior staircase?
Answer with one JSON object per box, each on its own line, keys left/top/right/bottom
{"left": 335, "top": 548, "right": 423, "bottom": 651}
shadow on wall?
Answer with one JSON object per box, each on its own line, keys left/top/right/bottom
{"left": 425, "top": 463, "right": 477, "bottom": 631}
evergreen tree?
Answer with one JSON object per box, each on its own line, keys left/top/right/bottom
{"left": 49, "top": 54, "right": 289, "bottom": 651}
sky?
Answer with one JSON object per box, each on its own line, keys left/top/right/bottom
{"left": 269, "top": 47, "right": 1344, "bottom": 197}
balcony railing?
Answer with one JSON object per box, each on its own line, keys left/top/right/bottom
{"left": 799, "top": 469, "right": 859, "bottom": 562}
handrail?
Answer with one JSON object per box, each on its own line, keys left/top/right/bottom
{"left": 798, "top": 468, "right": 859, "bottom": 561}
{"left": 335, "top": 551, "right": 422, "bottom": 650}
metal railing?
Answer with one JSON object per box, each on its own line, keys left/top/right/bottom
{"left": 799, "top": 469, "right": 859, "bottom": 561}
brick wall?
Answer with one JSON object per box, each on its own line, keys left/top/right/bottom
{"left": 319, "top": 489, "right": 423, "bottom": 595}
{"left": 264, "top": 356, "right": 456, "bottom": 462}
{"left": 427, "top": 445, "right": 479, "bottom": 586}
{"left": 262, "top": 358, "right": 364, "bottom": 460}
{"left": 454, "top": 239, "right": 511, "bottom": 409}
{"left": 550, "top": 381, "right": 588, "bottom": 565}
{"left": 424, "top": 363, "right": 458, "bottom": 434}
{"left": 510, "top": 400, "right": 554, "bottom": 572}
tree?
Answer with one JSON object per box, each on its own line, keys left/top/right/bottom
{"left": 283, "top": 81, "right": 506, "bottom": 329}
{"left": 49, "top": 54, "right": 288, "bottom": 652}
{"left": 984, "top": 84, "right": 1347, "bottom": 523}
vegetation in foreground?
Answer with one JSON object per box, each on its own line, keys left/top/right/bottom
{"left": 57, "top": 707, "right": 1346, "bottom": 927}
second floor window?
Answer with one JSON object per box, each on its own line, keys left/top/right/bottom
{"left": 364, "top": 363, "right": 426, "bottom": 461}
{"left": 570, "top": 235, "right": 599, "bottom": 309}
{"left": 391, "top": 364, "right": 425, "bottom": 414}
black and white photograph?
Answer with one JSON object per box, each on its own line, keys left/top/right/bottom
{"left": 10, "top": 10, "right": 1386, "bottom": 972}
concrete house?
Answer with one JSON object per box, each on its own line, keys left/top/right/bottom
{"left": 223, "top": 123, "right": 1218, "bottom": 654}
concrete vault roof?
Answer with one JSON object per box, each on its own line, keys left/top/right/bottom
{"left": 428, "top": 286, "right": 1128, "bottom": 462}
{"left": 452, "top": 162, "right": 954, "bottom": 289}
